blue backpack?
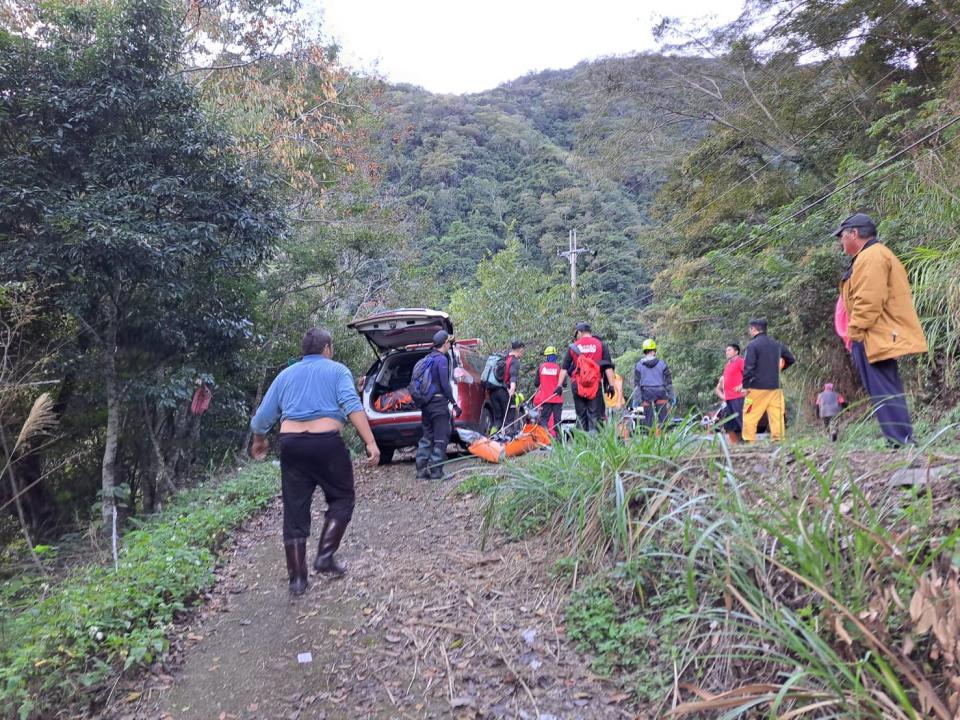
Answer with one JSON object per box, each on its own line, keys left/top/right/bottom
{"left": 409, "top": 354, "right": 437, "bottom": 407}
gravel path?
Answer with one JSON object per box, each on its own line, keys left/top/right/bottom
{"left": 114, "top": 456, "right": 634, "bottom": 720}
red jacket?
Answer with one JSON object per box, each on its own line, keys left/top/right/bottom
{"left": 533, "top": 361, "right": 563, "bottom": 405}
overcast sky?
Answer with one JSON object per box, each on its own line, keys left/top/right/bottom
{"left": 311, "top": 0, "right": 743, "bottom": 95}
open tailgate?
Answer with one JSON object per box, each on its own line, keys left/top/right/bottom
{"left": 348, "top": 308, "right": 454, "bottom": 355}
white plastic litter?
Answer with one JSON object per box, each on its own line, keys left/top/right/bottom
{"left": 297, "top": 652, "right": 312, "bottom": 664}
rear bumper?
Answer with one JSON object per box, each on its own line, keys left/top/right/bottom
{"left": 370, "top": 417, "right": 477, "bottom": 450}
{"left": 371, "top": 420, "right": 422, "bottom": 450}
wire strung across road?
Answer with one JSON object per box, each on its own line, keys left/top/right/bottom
{"left": 651, "top": 13, "right": 959, "bottom": 246}
{"left": 705, "top": 114, "right": 960, "bottom": 263}
{"left": 583, "top": 112, "right": 960, "bottom": 287}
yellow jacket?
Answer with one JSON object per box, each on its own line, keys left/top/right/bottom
{"left": 840, "top": 241, "right": 927, "bottom": 363}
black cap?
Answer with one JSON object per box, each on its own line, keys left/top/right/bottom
{"left": 748, "top": 318, "right": 768, "bottom": 331}
{"left": 432, "top": 330, "right": 449, "bottom": 347}
{"left": 832, "top": 212, "right": 877, "bottom": 238}
{"left": 575, "top": 322, "right": 591, "bottom": 333}
{"left": 511, "top": 339, "right": 525, "bottom": 349}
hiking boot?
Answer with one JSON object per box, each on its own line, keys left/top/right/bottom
{"left": 283, "top": 539, "right": 308, "bottom": 596}
{"left": 313, "top": 517, "right": 348, "bottom": 577}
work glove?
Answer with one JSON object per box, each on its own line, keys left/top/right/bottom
{"left": 553, "top": 386, "right": 563, "bottom": 397}
{"left": 604, "top": 385, "right": 615, "bottom": 399}
{"left": 452, "top": 404, "right": 462, "bottom": 418}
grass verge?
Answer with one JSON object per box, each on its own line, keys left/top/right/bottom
{"left": 481, "top": 421, "right": 960, "bottom": 718}
{"left": 0, "top": 463, "right": 278, "bottom": 720}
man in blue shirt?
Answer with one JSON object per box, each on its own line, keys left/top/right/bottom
{"left": 250, "top": 328, "right": 379, "bottom": 595}
{"left": 415, "top": 331, "right": 461, "bottom": 480}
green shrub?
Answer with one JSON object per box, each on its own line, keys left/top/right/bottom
{"left": 0, "top": 464, "right": 277, "bottom": 719}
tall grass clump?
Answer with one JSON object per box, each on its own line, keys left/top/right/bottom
{"left": 485, "top": 421, "right": 960, "bottom": 718}
{"left": 482, "top": 420, "right": 705, "bottom": 564}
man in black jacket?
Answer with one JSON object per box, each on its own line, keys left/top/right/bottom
{"left": 738, "top": 318, "right": 795, "bottom": 443}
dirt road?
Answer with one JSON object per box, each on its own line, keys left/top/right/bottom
{"left": 120, "top": 457, "right": 631, "bottom": 719}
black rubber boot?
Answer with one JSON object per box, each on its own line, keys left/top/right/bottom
{"left": 284, "top": 540, "right": 308, "bottom": 596}
{"left": 428, "top": 442, "right": 448, "bottom": 480}
{"left": 415, "top": 457, "right": 430, "bottom": 479}
{"left": 313, "top": 516, "right": 348, "bottom": 577}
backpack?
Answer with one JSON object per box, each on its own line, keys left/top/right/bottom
{"left": 480, "top": 353, "right": 507, "bottom": 389}
{"left": 572, "top": 351, "right": 601, "bottom": 400}
{"left": 409, "top": 355, "right": 437, "bottom": 407}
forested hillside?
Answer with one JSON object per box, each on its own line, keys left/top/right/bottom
{"left": 372, "top": 58, "right": 711, "bottom": 348}
{"left": 375, "top": 0, "right": 960, "bottom": 418}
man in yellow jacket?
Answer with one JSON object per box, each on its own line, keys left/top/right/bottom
{"left": 836, "top": 213, "right": 927, "bottom": 446}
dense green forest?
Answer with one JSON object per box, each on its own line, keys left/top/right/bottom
{"left": 372, "top": 57, "right": 713, "bottom": 348}
{"left": 2, "top": 0, "right": 959, "bottom": 553}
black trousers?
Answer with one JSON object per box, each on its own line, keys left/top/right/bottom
{"left": 851, "top": 341, "right": 914, "bottom": 444}
{"left": 538, "top": 402, "right": 562, "bottom": 435}
{"left": 573, "top": 392, "right": 605, "bottom": 432}
{"left": 416, "top": 396, "right": 452, "bottom": 476}
{"left": 279, "top": 432, "right": 354, "bottom": 542}
{"left": 489, "top": 387, "right": 511, "bottom": 429}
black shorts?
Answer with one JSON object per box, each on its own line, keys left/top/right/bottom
{"left": 720, "top": 397, "right": 744, "bottom": 433}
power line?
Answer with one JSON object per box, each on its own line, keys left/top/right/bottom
{"left": 582, "top": 17, "right": 959, "bottom": 281}
{"left": 657, "top": 14, "right": 958, "bottom": 242}
{"left": 586, "top": 112, "right": 960, "bottom": 280}
{"left": 708, "top": 116, "right": 960, "bottom": 262}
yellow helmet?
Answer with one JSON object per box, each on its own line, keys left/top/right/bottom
{"left": 544, "top": 346, "right": 557, "bottom": 357}
{"left": 642, "top": 338, "right": 657, "bottom": 352}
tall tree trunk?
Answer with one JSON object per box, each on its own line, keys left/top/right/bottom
{"left": 100, "top": 298, "right": 119, "bottom": 529}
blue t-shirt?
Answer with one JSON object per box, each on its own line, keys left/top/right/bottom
{"left": 250, "top": 355, "right": 363, "bottom": 434}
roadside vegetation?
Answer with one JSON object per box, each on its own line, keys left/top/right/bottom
{"left": 0, "top": 464, "right": 277, "bottom": 719}
{"left": 480, "top": 421, "right": 960, "bottom": 717}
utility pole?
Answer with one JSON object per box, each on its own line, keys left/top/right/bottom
{"left": 558, "top": 228, "right": 589, "bottom": 300}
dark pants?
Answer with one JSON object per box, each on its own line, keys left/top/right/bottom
{"left": 640, "top": 388, "right": 669, "bottom": 429}
{"left": 573, "top": 392, "right": 605, "bottom": 432}
{"left": 416, "top": 396, "right": 451, "bottom": 477}
{"left": 279, "top": 432, "right": 354, "bottom": 542}
{"left": 721, "top": 397, "right": 744, "bottom": 433}
{"left": 489, "top": 387, "right": 511, "bottom": 430}
{"left": 822, "top": 415, "right": 839, "bottom": 441}
{"left": 851, "top": 341, "right": 914, "bottom": 445}
{"left": 538, "top": 402, "right": 562, "bottom": 436}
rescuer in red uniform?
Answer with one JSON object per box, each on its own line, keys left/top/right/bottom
{"left": 533, "top": 346, "right": 564, "bottom": 436}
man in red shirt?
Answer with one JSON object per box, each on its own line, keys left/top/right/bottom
{"left": 714, "top": 342, "right": 745, "bottom": 444}
{"left": 533, "top": 346, "right": 563, "bottom": 436}
{"left": 555, "top": 322, "right": 615, "bottom": 432}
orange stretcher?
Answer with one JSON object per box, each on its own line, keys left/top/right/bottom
{"left": 468, "top": 437, "right": 505, "bottom": 463}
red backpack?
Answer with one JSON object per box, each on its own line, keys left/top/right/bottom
{"left": 572, "top": 353, "right": 601, "bottom": 400}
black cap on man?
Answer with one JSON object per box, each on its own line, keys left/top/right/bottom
{"left": 832, "top": 213, "right": 877, "bottom": 239}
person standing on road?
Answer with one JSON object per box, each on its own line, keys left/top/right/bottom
{"left": 815, "top": 382, "right": 845, "bottom": 442}
{"left": 503, "top": 339, "right": 525, "bottom": 429}
{"left": 634, "top": 339, "right": 674, "bottom": 431}
{"left": 533, "top": 346, "right": 564, "bottom": 436}
{"left": 487, "top": 340, "right": 524, "bottom": 432}
{"left": 415, "top": 331, "right": 462, "bottom": 480}
{"left": 714, "top": 342, "right": 746, "bottom": 444}
{"left": 555, "top": 322, "right": 615, "bottom": 432}
{"left": 835, "top": 213, "right": 927, "bottom": 446}
{"left": 738, "top": 318, "right": 795, "bottom": 443}
{"left": 249, "top": 328, "right": 380, "bottom": 596}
